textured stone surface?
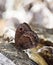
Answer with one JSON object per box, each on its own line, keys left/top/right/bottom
{"left": 0, "top": 42, "right": 38, "bottom": 65}
{"left": 0, "top": 53, "right": 15, "bottom": 65}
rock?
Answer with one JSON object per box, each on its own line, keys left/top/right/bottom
{"left": 0, "top": 53, "right": 15, "bottom": 65}
{"left": 0, "top": 42, "right": 37, "bottom": 65}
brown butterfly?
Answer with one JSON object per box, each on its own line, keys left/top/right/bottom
{"left": 15, "top": 23, "right": 39, "bottom": 50}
